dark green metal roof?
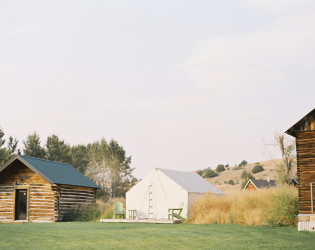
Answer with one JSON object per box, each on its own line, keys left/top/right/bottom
{"left": 1, "top": 155, "right": 99, "bottom": 189}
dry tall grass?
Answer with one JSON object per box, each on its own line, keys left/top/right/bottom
{"left": 187, "top": 186, "right": 298, "bottom": 226}
{"left": 63, "top": 197, "right": 126, "bottom": 221}
{"left": 97, "top": 197, "right": 126, "bottom": 220}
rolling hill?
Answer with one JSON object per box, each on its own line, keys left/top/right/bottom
{"left": 205, "top": 158, "right": 297, "bottom": 192}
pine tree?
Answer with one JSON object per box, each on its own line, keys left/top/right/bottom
{"left": 23, "top": 132, "right": 46, "bottom": 158}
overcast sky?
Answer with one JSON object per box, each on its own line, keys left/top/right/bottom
{"left": 1, "top": 0, "right": 314, "bottom": 178}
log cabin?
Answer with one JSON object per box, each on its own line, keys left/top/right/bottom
{"left": 286, "top": 108, "right": 315, "bottom": 231}
{"left": 0, "top": 155, "right": 99, "bottom": 223}
{"left": 242, "top": 179, "right": 276, "bottom": 191}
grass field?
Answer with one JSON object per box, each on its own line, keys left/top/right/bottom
{"left": 0, "top": 222, "right": 314, "bottom": 249}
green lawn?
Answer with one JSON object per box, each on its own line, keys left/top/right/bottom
{"left": 0, "top": 222, "right": 314, "bottom": 249}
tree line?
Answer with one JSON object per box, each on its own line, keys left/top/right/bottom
{"left": 0, "top": 127, "right": 137, "bottom": 200}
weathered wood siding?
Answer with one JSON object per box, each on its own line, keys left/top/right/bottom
{"left": 57, "top": 185, "right": 96, "bottom": 221}
{"left": 0, "top": 159, "right": 49, "bottom": 185}
{"left": 244, "top": 181, "right": 257, "bottom": 191}
{"left": 0, "top": 160, "right": 57, "bottom": 222}
{"left": 0, "top": 184, "right": 58, "bottom": 222}
{"left": 296, "top": 130, "right": 315, "bottom": 214}
{"left": 310, "top": 114, "right": 315, "bottom": 131}
{"left": 0, "top": 185, "right": 14, "bottom": 221}
{"left": 29, "top": 184, "right": 58, "bottom": 222}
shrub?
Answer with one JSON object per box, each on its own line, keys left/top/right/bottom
{"left": 228, "top": 180, "right": 235, "bottom": 185}
{"left": 241, "top": 170, "right": 248, "bottom": 179}
{"left": 276, "top": 163, "right": 286, "bottom": 184}
{"left": 252, "top": 163, "right": 264, "bottom": 174}
{"left": 63, "top": 203, "right": 101, "bottom": 222}
{"left": 239, "top": 160, "right": 248, "bottom": 167}
{"left": 196, "top": 170, "right": 203, "bottom": 176}
{"left": 266, "top": 187, "right": 299, "bottom": 226}
{"left": 203, "top": 168, "right": 217, "bottom": 178}
{"left": 216, "top": 164, "right": 225, "bottom": 172}
{"left": 240, "top": 170, "right": 254, "bottom": 189}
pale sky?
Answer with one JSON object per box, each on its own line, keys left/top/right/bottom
{"left": 1, "top": 0, "right": 314, "bottom": 178}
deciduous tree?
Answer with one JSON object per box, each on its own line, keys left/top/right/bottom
{"left": 85, "top": 139, "right": 134, "bottom": 199}
{"left": 274, "top": 133, "right": 295, "bottom": 182}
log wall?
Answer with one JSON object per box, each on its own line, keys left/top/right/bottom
{"left": 28, "top": 184, "right": 57, "bottom": 222}
{"left": 296, "top": 130, "right": 315, "bottom": 214}
{"left": 0, "top": 185, "right": 14, "bottom": 222}
{"left": 0, "top": 183, "right": 97, "bottom": 222}
{"left": 57, "top": 185, "right": 96, "bottom": 221}
{"left": 0, "top": 160, "right": 58, "bottom": 222}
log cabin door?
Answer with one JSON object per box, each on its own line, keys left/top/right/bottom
{"left": 15, "top": 189, "right": 28, "bottom": 220}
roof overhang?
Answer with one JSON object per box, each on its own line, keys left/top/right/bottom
{"left": 285, "top": 108, "right": 315, "bottom": 137}
{"left": 0, "top": 155, "right": 54, "bottom": 184}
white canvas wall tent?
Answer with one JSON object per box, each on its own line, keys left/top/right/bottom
{"left": 126, "top": 168, "right": 223, "bottom": 220}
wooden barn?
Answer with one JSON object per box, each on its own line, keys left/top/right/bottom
{"left": 242, "top": 179, "right": 276, "bottom": 191}
{"left": 286, "top": 108, "right": 315, "bottom": 231}
{"left": 0, "top": 155, "right": 99, "bottom": 223}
